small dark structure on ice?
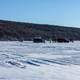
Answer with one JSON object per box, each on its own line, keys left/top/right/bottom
{"left": 56, "top": 37, "right": 69, "bottom": 43}
{"left": 33, "top": 37, "right": 45, "bottom": 43}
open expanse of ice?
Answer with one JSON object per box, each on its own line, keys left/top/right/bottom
{"left": 0, "top": 41, "right": 80, "bottom": 80}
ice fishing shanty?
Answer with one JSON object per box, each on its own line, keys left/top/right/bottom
{"left": 33, "top": 37, "right": 45, "bottom": 43}
{"left": 56, "top": 37, "right": 69, "bottom": 43}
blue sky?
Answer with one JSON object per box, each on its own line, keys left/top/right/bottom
{"left": 0, "top": 0, "right": 80, "bottom": 27}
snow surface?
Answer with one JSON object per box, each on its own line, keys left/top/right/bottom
{"left": 0, "top": 41, "right": 80, "bottom": 80}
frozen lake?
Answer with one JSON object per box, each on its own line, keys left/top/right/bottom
{"left": 0, "top": 41, "right": 80, "bottom": 80}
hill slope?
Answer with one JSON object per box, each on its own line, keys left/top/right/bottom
{"left": 0, "top": 20, "right": 80, "bottom": 41}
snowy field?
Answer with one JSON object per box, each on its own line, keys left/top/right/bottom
{"left": 0, "top": 41, "right": 80, "bottom": 80}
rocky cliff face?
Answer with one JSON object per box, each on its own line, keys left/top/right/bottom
{"left": 0, "top": 20, "right": 80, "bottom": 41}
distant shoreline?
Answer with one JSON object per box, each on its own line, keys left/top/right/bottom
{"left": 0, "top": 19, "right": 80, "bottom": 41}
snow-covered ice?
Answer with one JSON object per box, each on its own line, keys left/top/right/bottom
{"left": 0, "top": 41, "right": 80, "bottom": 80}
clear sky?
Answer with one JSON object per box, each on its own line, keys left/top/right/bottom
{"left": 0, "top": 0, "right": 80, "bottom": 27}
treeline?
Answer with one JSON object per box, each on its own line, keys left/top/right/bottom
{"left": 0, "top": 20, "right": 80, "bottom": 41}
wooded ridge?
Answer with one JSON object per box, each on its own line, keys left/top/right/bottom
{"left": 0, "top": 20, "right": 80, "bottom": 41}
